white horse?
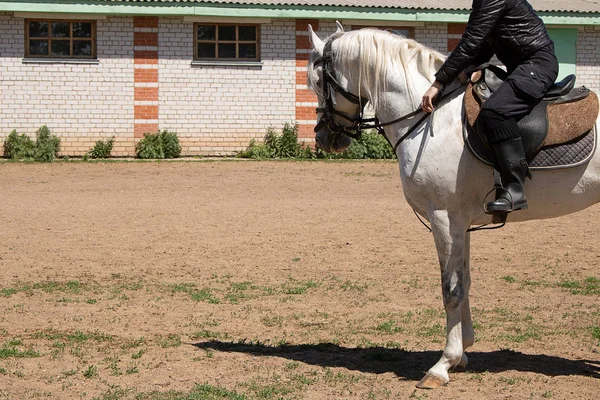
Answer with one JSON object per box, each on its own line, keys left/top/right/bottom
{"left": 307, "top": 23, "right": 600, "bottom": 389}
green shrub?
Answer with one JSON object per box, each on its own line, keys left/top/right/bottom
{"left": 135, "top": 130, "right": 181, "bottom": 159}
{"left": 88, "top": 137, "right": 114, "bottom": 159}
{"left": 4, "top": 130, "right": 35, "bottom": 160}
{"left": 336, "top": 131, "right": 395, "bottom": 159}
{"left": 4, "top": 126, "right": 60, "bottom": 162}
{"left": 238, "top": 123, "right": 313, "bottom": 159}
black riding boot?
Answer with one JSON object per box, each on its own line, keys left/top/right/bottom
{"left": 485, "top": 119, "right": 530, "bottom": 214}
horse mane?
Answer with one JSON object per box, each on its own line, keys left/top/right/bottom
{"left": 328, "top": 29, "right": 446, "bottom": 111}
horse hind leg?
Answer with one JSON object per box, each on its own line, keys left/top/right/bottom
{"left": 416, "top": 210, "right": 468, "bottom": 389}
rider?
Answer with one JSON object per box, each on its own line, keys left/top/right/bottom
{"left": 422, "top": 0, "right": 559, "bottom": 214}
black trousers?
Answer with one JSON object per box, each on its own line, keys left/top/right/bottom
{"left": 480, "top": 44, "right": 559, "bottom": 144}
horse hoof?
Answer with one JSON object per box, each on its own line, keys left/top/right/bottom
{"left": 416, "top": 373, "right": 447, "bottom": 389}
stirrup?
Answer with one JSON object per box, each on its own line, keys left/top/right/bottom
{"left": 485, "top": 190, "right": 528, "bottom": 214}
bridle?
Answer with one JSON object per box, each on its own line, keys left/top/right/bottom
{"left": 313, "top": 39, "right": 367, "bottom": 141}
{"left": 312, "top": 37, "right": 464, "bottom": 152}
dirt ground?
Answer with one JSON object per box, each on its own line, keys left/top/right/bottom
{"left": 0, "top": 160, "right": 598, "bottom": 400}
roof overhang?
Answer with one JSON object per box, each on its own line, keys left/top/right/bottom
{"left": 1, "top": 1, "right": 599, "bottom": 26}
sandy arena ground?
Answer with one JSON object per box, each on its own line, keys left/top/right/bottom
{"left": 0, "top": 160, "right": 598, "bottom": 399}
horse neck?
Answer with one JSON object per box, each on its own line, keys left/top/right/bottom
{"left": 376, "top": 77, "right": 466, "bottom": 159}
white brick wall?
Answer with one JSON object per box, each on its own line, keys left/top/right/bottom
{"left": 415, "top": 23, "right": 448, "bottom": 54}
{"left": 576, "top": 27, "right": 600, "bottom": 93}
{"left": 0, "top": 15, "right": 135, "bottom": 156}
{"left": 158, "top": 18, "right": 296, "bottom": 156}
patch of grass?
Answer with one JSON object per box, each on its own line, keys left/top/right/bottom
{"left": 121, "top": 337, "right": 146, "bottom": 349}
{"left": 83, "top": 365, "right": 98, "bottom": 379}
{"left": 340, "top": 280, "right": 367, "bottom": 292}
{"left": 168, "top": 283, "right": 220, "bottom": 304}
{"left": 375, "top": 320, "right": 403, "bottom": 334}
{"left": 126, "top": 364, "right": 139, "bottom": 375}
{"left": 0, "top": 342, "right": 41, "bottom": 359}
{"left": 158, "top": 334, "right": 181, "bottom": 348}
{"left": 140, "top": 383, "right": 248, "bottom": 400}
{"left": 190, "top": 330, "right": 228, "bottom": 340}
{"left": 281, "top": 279, "right": 319, "bottom": 295}
{"left": 501, "top": 275, "right": 516, "bottom": 283}
{"left": 591, "top": 326, "right": 600, "bottom": 344}
{"left": 247, "top": 380, "right": 294, "bottom": 399}
{"left": 323, "top": 368, "right": 361, "bottom": 384}
{"left": 261, "top": 315, "right": 284, "bottom": 327}
{"left": 131, "top": 349, "right": 145, "bottom": 360}
{"left": 93, "top": 384, "right": 129, "bottom": 400}
{"left": 558, "top": 277, "right": 600, "bottom": 295}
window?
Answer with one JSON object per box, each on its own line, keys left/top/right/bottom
{"left": 25, "top": 20, "right": 96, "bottom": 58}
{"left": 194, "top": 24, "right": 260, "bottom": 61}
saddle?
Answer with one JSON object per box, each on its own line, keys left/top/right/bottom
{"left": 464, "top": 65, "right": 599, "bottom": 168}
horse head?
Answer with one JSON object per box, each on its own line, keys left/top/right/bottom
{"left": 307, "top": 22, "right": 362, "bottom": 153}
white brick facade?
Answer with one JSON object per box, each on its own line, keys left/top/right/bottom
{"left": 0, "top": 15, "right": 134, "bottom": 156}
{"left": 158, "top": 18, "right": 297, "bottom": 156}
{"left": 576, "top": 27, "right": 600, "bottom": 93}
{"left": 0, "top": 14, "right": 599, "bottom": 157}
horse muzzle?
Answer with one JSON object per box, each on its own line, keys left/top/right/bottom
{"left": 315, "top": 125, "right": 352, "bottom": 153}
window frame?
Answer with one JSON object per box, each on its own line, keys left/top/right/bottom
{"left": 193, "top": 23, "right": 261, "bottom": 62}
{"left": 24, "top": 19, "right": 97, "bottom": 59}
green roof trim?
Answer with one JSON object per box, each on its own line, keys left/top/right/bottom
{"left": 1, "top": 0, "right": 599, "bottom": 25}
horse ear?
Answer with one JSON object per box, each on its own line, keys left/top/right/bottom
{"left": 335, "top": 21, "right": 344, "bottom": 33}
{"left": 308, "top": 24, "right": 324, "bottom": 54}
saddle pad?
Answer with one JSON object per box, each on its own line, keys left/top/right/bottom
{"left": 547, "top": 91, "right": 599, "bottom": 146}
{"left": 464, "top": 83, "right": 599, "bottom": 150}
{"left": 464, "top": 121, "right": 597, "bottom": 170}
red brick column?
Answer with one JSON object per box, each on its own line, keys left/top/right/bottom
{"left": 295, "top": 19, "right": 319, "bottom": 140}
{"left": 447, "top": 23, "right": 466, "bottom": 52}
{"left": 133, "top": 17, "right": 159, "bottom": 139}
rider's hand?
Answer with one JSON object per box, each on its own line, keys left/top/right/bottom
{"left": 421, "top": 81, "right": 443, "bottom": 113}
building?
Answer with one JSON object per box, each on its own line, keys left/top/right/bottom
{"left": 1, "top": 0, "right": 599, "bottom": 157}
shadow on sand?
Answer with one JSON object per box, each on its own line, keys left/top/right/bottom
{"left": 193, "top": 341, "right": 599, "bottom": 382}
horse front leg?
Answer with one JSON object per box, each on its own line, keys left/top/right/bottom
{"left": 417, "top": 209, "right": 468, "bottom": 389}
{"left": 456, "top": 231, "right": 473, "bottom": 370}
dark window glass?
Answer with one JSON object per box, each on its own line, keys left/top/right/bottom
{"left": 197, "top": 25, "right": 216, "bottom": 41}
{"left": 219, "top": 26, "right": 236, "bottom": 41}
{"left": 198, "top": 43, "right": 216, "bottom": 58}
{"left": 29, "top": 21, "right": 48, "bottom": 37}
{"left": 73, "top": 22, "right": 92, "bottom": 38}
{"left": 238, "top": 26, "right": 256, "bottom": 41}
{"left": 74, "top": 41, "right": 92, "bottom": 56}
{"left": 218, "top": 43, "right": 236, "bottom": 58}
{"left": 239, "top": 44, "right": 256, "bottom": 59}
{"left": 195, "top": 23, "right": 258, "bottom": 60}
{"left": 389, "top": 29, "right": 411, "bottom": 38}
{"left": 51, "top": 22, "right": 69, "bottom": 38}
{"left": 51, "top": 41, "right": 70, "bottom": 56}
{"left": 29, "top": 40, "right": 48, "bottom": 56}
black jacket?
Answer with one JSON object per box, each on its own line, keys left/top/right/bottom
{"left": 435, "top": 0, "right": 554, "bottom": 86}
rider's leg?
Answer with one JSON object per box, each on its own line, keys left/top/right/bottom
{"left": 479, "top": 110, "right": 529, "bottom": 213}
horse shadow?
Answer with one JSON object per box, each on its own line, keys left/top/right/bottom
{"left": 192, "top": 341, "right": 599, "bottom": 381}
